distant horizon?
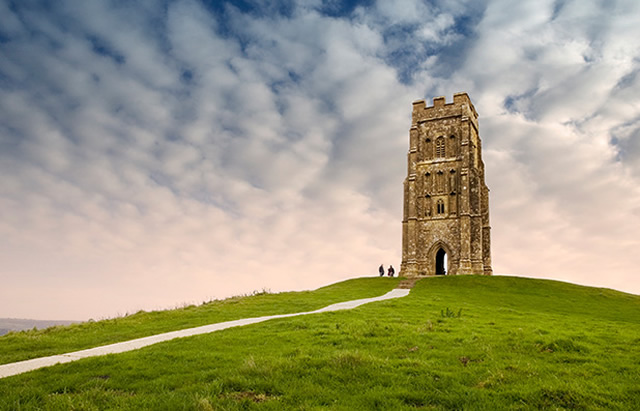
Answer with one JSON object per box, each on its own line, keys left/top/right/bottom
{"left": 0, "top": 318, "right": 78, "bottom": 335}
{"left": 4, "top": 273, "right": 639, "bottom": 323}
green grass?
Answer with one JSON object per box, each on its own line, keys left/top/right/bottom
{"left": 1, "top": 275, "right": 639, "bottom": 410}
{"left": 0, "top": 277, "right": 400, "bottom": 365}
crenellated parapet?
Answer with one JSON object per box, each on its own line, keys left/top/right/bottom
{"left": 412, "top": 93, "right": 479, "bottom": 132}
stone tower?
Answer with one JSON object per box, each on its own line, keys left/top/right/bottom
{"left": 400, "top": 93, "right": 492, "bottom": 277}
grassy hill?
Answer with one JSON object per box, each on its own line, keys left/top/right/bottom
{"left": 0, "top": 278, "right": 400, "bottom": 366}
{"left": 1, "top": 276, "right": 639, "bottom": 410}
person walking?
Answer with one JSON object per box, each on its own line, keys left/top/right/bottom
{"left": 379, "top": 264, "right": 385, "bottom": 277}
{"left": 387, "top": 265, "right": 395, "bottom": 277}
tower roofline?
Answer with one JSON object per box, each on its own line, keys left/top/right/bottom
{"left": 412, "top": 92, "right": 478, "bottom": 120}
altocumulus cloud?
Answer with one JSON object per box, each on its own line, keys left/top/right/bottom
{"left": 0, "top": 0, "right": 639, "bottom": 320}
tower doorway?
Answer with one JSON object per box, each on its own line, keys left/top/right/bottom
{"left": 435, "top": 248, "right": 447, "bottom": 275}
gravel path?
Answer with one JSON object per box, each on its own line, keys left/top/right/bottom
{"left": 0, "top": 288, "right": 410, "bottom": 379}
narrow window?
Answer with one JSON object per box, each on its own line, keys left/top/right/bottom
{"left": 435, "top": 137, "right": 445, "bottom": 158}
{"left": 437, "top": 199, "right": 445, "bottom": 214}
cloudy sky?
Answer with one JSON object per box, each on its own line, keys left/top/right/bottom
{"left": 1, "top": 0, "right": 639, "bottom": 320}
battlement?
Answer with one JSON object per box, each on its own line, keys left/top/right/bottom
{"left": 412, "top": 92, "right": 478, "bottom": 124}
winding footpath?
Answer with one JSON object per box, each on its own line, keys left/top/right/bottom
{"left": 0, "top": 287, "right": 411, "bottom": 379}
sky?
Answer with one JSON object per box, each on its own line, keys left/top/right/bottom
{"left": 1, "top": 0, "right": 639, "bottom": 321}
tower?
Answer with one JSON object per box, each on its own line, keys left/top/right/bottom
{"left": 400, "top": 93, "right": 492, "bottom": 277}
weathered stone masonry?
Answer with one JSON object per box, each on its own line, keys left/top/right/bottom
{"left": 400, "top": 93, "right": 492, "bottom": 277}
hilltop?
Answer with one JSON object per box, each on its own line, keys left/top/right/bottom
{"left": 0, "top": 276, "right": 638, "bottom": 410}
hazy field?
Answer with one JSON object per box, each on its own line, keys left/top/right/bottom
{"left": 0, "top": 319, "right": 77, "bottom": 337}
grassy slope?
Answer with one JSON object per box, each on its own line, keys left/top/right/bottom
{"left": 1, "top": 276, "right": 639, "bottom": 410}
{"left": 0, "top": 277, "right": 400, "bottom": 365}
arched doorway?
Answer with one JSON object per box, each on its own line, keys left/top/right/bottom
{"left": 435, "top": 248, "right": 447, "bottom": 275}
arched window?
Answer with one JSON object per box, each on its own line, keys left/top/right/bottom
{"left": 436, "top": 199, "right": 445, "bottom": 214}
{"left": 435, "top": 137, "right": 445, "bottom": 158}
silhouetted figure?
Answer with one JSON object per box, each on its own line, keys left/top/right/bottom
{"left": 388, "top": 265, "right": 395, "bottom": 277}
{"left": 379, "top": 264, "right": 385, "bottom": 277}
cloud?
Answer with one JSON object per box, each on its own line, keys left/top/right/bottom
{"left": 1, "top": 0, "right": 639, "bottom": 320}
{"left": 0, "top": 0, "right": 409, "bottom": 319}
{"left": 445, "top": 0, "right": 640, "bottom": 290}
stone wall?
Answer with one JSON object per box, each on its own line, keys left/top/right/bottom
{"left": 400, "top": 93, "right": 492, "bottom": 277}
